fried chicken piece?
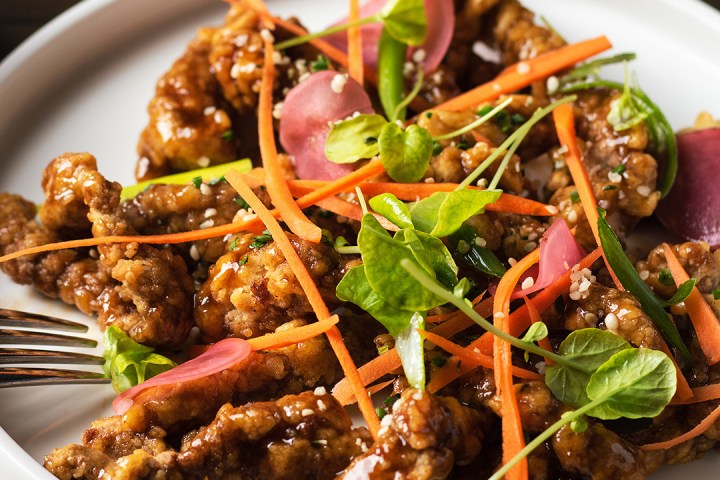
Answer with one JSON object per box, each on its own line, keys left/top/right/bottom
{"left": 195, "top": 232, "right": 357, "bottom": 341}
{"left": 45, "top": 391, "right": 370, "bottom": 480}
{"left": 637, "top": 241, "right": 720, "bottom": 297}
{"left": 339, "top": 389, "right": 492, "bottom": 479}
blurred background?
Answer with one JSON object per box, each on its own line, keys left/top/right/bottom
{"left": 2, "top": 0, "right": 720, "bottom": 59}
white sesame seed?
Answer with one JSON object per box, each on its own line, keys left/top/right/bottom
{"left": 605, "top": 312, "right": 619, "bottom": 332}
{"left": 608, "top": 171, "right": 622, "bottom": 183}
{"left": 567, "top": 210, "right": 578, "bottom": 224}
{"left": 569, "top": 291, "right": 582, "bottom": 301}
{"left": 189, "top": 244, "right": 200, "bottom": 261}
{"left": 517, "top": 61, "right": 530, "bottom": 74}
{"left": 521, "top": 277, "right": 535, "bottom": 290}
{"left": 578, "top": 279, "right": 591, "bottom": 293}
{"left": 412, "top": 48, "right": 426, "bottom": 63}
{"left": 508, "top": 257, "right": 517, "bottom": 267}
{"left": 585, "top": 312, "right": 598, "bottom": 326}
{"left": 200, "top": 184, "right": 212, "bottom": 196}
{"left": 636, "top": 185, "right": 652, "bottom": 197}
{"left": 301, "top": 408, "right": 314, "bottom": 417}
{"left": 297, "top": 72, "right": 311, "bottom": 83}
{"left": 314, "top": 386, "right": 327, "bottom": 396}
{"left": 403, "top": 61, "right": 415, "bottom": 76}
{"left": 234, "top": 34, "right": 248, "bottom": 47}
{"left": 230, "top": 63, "right": 242, "bottom": 79}
{"left": 527, "top": 233, "right": 538, "bottom": 241}
{"left": 317, "top": 400, "right": 327, "bottom": 411}
{"left": 582, "top": 268, "right": 593, "bottom": 279}
{"left": 199, "top": 219, "right": 215, "bottom": 229}
{"left": 492, "top": 83, "right": 501, "bottom": 92}
{"left": 314, "top": 439, "right": 328, "bottom": 446}
{"left": 89, "top": 249, "right": 98, "bottom": 259}
{"left": 272, "top": 101, "right": 284, "bottom": 120}
{"left": 355, "top": 438, "right": 363, "bottom": 446}
{"left": 563, "top": 261, "right": 570, "bottom": 270}
{"left": 494, "top": 312, "right": 506, "bottom": 319}
{"left": 524, "top": 241, "right": 538, "bottom": 252}
{"left": 197, "top": 156, "right": 210, "bottom": 168}
{"left": 546, "top": 76, "right": 559, "bottom": 94}
{"left": 331, "top": 73, "right": 349, "bottom": 93}
{"left": 361, "top": 442, "right": 368, "bottom": 452}
{"left": 203, "top": 106, "right": 217, "bottom": 116}
{"left": 474, "top": 237, "right": 487, "bottom": 247}
{"left": 536, "top": 361, "right": 546, "bottom": 375}
{"left": 204, "top": 208, "right": 217, "bottom": 218}
{"left": 569, "top": 282, "right": 580, "bottom": 293}
{"left": 381, "top": 414, "right": 393, "bottom": 427}
{"left": 424, "top": 177, "right": 436, "bottom": 184}
{"left": 260, "top": 29, "right": 274, "bottom": 42}
{"left": 639, "top": 270, "right": 649, "bottom": 280}
{"left": 457, "top": 240, "right": 470, "bottom": 254}
{"left": 598, "top": 200, "right": 610, "bottom": 209}
{"left": 476, "top": 178, "right": 489, "bottom": 188}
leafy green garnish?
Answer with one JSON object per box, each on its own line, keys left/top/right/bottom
{"left": 120, "top": 159, "right": 252, "bottom": 201}
{"left": 229, "top": 238, "right": 239, "bottom": 251}
{"left": 221, "top": 130, "right": 234, "bottom": 141}
{"left": 379, "top": 122, "right": 433, "bottom": 183}
{"left": 559, "top": 53, "right": 637, "bottom": 86}
{"left": 192, "top": 176, "right": 203, "bottom": 188}
{"left": 310, "top": 55, "right": 331, "bottom": 72}
{"left": 714, "top": 289, "right": 720, "bottom": 300}
{"left": 597, "top": 211, "right": 690, "bottom": 362}
{"left": 520, "top": 322, "right": 549, "bottom": 362}
{"left": 658, "top": 268, "right": 674, "bottom": 286}
{"left": 607, "top": 67, "right": 649, "bottom": 131}
{"left": 408, "top": 189, "right": 502, "bottom": 238}
{"left": 368, "top": 193, "right": 414, "bottom": 229}
{"left": 325, "top": 114, "right": 387, "bottom": 164}
{"left": 449, "top": 225, "right": 506, "bottom": 278}
{"left": 102, "top": 326, "right": 176, "bottom": 393}
{"left": 660, "top": 278, "right": 696, "bottom": 307}
{"left": 395, "top": 312, "right": 426, "bottom": 388}
{"left": 250, "top": 234, "right": 273, "bottom": 249}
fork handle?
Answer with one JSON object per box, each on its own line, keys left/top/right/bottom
{"left": 0, "top": 367, "right": 110, "bottom": 388}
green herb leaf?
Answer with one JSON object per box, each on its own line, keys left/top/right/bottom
{"left": 659, "top": 279, "right": 696, "bottom": 307}
{"left": 448, "top": 225, "right": 506, "bottom": 278}
{"left": 404, "top": 229, "right": 459, "bottom": 288}
{"left": 597, "top": 213, "right": 690, "bottom": 362}
{"left": 658, "top": 268, "right": 674, "bottom": 286}
{"left": 395, "top": 312, "right": 426, "bottom": 389}
{"left": 310, "top": 55, "right": 331, "bottom": 72}
{"left": 221, "top": 130, "right": 234, "bottom": 141}
{"left": 713, "top": 288, "right": 720, "bottom": 300}
{"left": 336, "top": 265, "right": 415, "bottom": 336}
{"left": 521, "top": 322, "right": 549, "bottom": 344}
{"left": 585, "top": 348, "right": 676, "bottom": 420}
{"left": 250, "top": 234, "right": 273, "bottom": 249}
{"left": 102, "top": 326, "right": 176, "bottom": 393}
{"left": 192, "top": 176, "right": 203, "bottom": 188}
{"left": 545, "top": 328, "right": 631, "bottom": 408}
{"left": 379, "top": 123, "right": 433, "bottom": 183}
{"left": 379, "top": 0, "right": 427, "bottom": 46}
{"left": 229, "top": 238, "right": 239, "bottom": 251}
{"left": 607, "top": 68, "right": 649, "bottom": 131}
{"left": 358, "top": 214, "right": 445, "bottom": 311}
{"left": 408, "top": 189, "right": 502, "bottom": 238}
{"left": 325, "top": 114, "right": 387, "bottom": 164}
{"left": 368, "top": 193, "right": 414, "bottom": 229}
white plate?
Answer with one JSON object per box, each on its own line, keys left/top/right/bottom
{"left": 0, "top": 0, "right": 719, "bottom": 478}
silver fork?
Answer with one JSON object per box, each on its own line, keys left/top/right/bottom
{"left": 0, "top": 308, "right": 110, "bottom": 388}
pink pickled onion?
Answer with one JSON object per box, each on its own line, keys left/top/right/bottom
{"left": 324, "top": 0, "right": 455, "bottom": 73}
{"left": 490, "top": 219, "right": 586, "bottom": 299}
{"left": 112, "top": 338, "right": 251, "bottom": 415}
{"left": 279, "top": 70, "right": 374, "bottom": 180}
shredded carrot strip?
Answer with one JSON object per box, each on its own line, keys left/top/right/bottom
{"left": 641, "top": 404, "right": 720, "bottom": 450}
{"left": 662, "top": 243, "right": 720, "bottom": 365}
{"left": 295, "top": 159, "right": 385, "bottom": 206}
{"left": 553, "top": 103, "right": 622, "bottom": 289}
{"left": 225, "top": 170, "right": 380, "bottom": 437}
{"left": 241, "top": 0, "right": 275, "bottom": 27}
{"left": 258, "top": 36, "right": 321, "bottom": 243}
{"left": 492, "top": 248, "right": 540, "bottom": 480}
{"left": 656, "top": 337, "right": 694, "bottom": 402}
{"left": 289, "top": 180, "right": 557, "bottom": 216}
{"left": 428, "top": 248, "right": 603, "bottom": 393}
{"left": 435, "top": 36, "right": 612, "bottom": 112}
{"left": 347, "top": 0, "right": 364, "bottom": 85}
{"left": 523, "top": 296, "right": 554, "bottom": 362}
{"left": 428, "top": 296, "right": 493, "bottom": 324}
{"left": 673, "top": 384, "right": 720, "bottom": 405}
{"left": 422, "top": 330, "right": 541, "bottom": 381}
{"left": 247, "top": 315, "right": 339, "bottom": 350}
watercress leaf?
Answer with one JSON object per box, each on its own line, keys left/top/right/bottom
{"left": 408, "top": 189, "right": 503, "bottom": 238}
{"left": 659, "top": 278, "right": 696, "bottom": 307}
{"left": 325, "top": 114, "right": 387, "bottom": 164}
{"left": 585, "top": 348, "right": 676, "bottom": 420}
{"left": 369, "top": 193, "right": 414, "bottom": 229}
{"left": 102, "top": 326, "right": 176, "bottom": 393}
{"left": 449, "top": 224, "right": 506, "bottom": 278}
{"left": 545, "top": 328, "right": 631, "bottom": 408}
{"left": 379, "top": 0, "right": 427, "bottom": 46}
{"left": 379, "top": 123, "right": 433, "bottom": 183}
{"left": 395, "top": 312, "right": 426, "bottom": 389}
{"left": 337, "top": 265, "right": 415, "bottom": 336}
{"left": 358, "top": 214, "right": 445, "bottom": 311}
{"left": 521, "top": 322, "right": 549, "bottom": 344}
{"left": 597, "top": 213, "right": 690, "bottom": 362}
{"left": 412, "top": 230, "right": 459, "bottom": 288}
{"left": 453, "top": 277, "right": 472, "bottom": 298}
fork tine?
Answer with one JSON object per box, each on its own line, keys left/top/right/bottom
{"left": 0, "top": 367, "right": 110, "bottom": 388}
{"left": 0, "top": 329, "right": 98, "bottom": 348}
{"left": 0, "top": 348, "right": 105, "bottom": 365}
{"left": 0, "top": 308, "right": 88, "bottom": 332}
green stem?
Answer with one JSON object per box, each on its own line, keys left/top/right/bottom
{"left": 275, "top": 15, "right": 379, "bottom": 50}
{"left": 488, "top": 123, "right": 530, "bottom": 191}
{"left": 391, "top": 68, "right": 425, "bottom": 122}
{"left": 488, "top": 399, "right": 602, "bottom": 480}
{"left": 356, "top": 186, "right": 369, "bottom": 215}
{"left": 400, "top": 259, "right": 581, "bottom": 370}
{"left": 336, "top": 246, "right": 361, "bottom": 255}
{"left": 378, "top": 28, "right": 409, "bottom": 121}
{"left": 432, "top": 97, "right": 512, "bottom": 141}
{"left": 457, "top": 96, "right": 576, "bottom": 191}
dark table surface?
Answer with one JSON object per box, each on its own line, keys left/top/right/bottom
{"left": 2, "top": 0, "right": 720, "bottom": 59}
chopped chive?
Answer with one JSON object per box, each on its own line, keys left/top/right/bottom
{"left": 425, "top": 112, "right": 433, "bottom": 119}
{"left": 192, "top": 176, "right": 203, "bottom": 188}
{"left": 611, "top": 164, "right": 626, "bottom": 174}
{"left": 229, "top": 238, "right": 240, "bottom": 251}
{"left": 603, "top": 185, "right": 619, "bottom": 191}
{"left": 221, "top": 130, "right": 233, "bottom": 141}
{"left": 208, "top": 175, "right": 226, "bottom": 185}
{"left": 432, "top": 140, "right": 443, "bottom": 156}
{"left": 235, "top": 196, "right": 250, "bottom": 209}
{"left": 375, "top": 407, "right": 387, "bottom": 420}
{"left": 713, "top": 289, "right": 720, "bottom": 300}
{"left": 250, "top": 234, "right": 273, "bottom": 249}
{"left": 570, "top": 190, "right": 580, "bottom": 204}
{"left": 238, "top": 255, "right": 248, "bottom": 265}
{"left": 431, "top": 356, "right": 447, "bottom": 367}
{"left": 658, "top": 268, "right": 674, "bottom": 286}
{"left": 310, "top": 55, "right": 330, "bottom": 72}
{"left": 383, "top": 394, "right": 400, "bottom": 408}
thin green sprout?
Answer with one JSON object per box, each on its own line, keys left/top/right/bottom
{"left": 432, "top": 97, "right": 513, "bottom": 141}
{"left": 391, "top": 69, "right": 425, "bottom": 122}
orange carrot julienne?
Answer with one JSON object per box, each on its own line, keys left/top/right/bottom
{"left": 492, "top": 248, "right": 539, "bottom": 480}
{"left": 421, "top": 330, "right": 542, "bottom": 381}
{"left": 247, "top": 315, "right": 339, "bottom": 351}
{"left": 523, "top": 296, "right": 554, "bottom": 362}
{"left": 672, "top": 384, "right": 720, "bottom": 405}
{"left": 435, "top": 36, "right": 612, "bottom": 112}
{"left": 640, "top": 404, "right": 720, "bottom": 450}
{"left": 662, "top": 243, "right": 720, "bottom": 365}
{"left": 428, "top": 296, "right": 493, "bottom": 324}
{"left": 347, "top": 0, "right": 364, "bottom": 85}
{"left": 258, "top": 37, "right": 321, "bottom": 243}
{"left": 656, "top": 338, "right": 694, "bottom": 402}
{"left": 312, "top": 196, "right": 400, "bottom": 231}
{"left": 553, "top": 103, "right": 622, "bottom": 290}
{"left": 225, "top": 169, "right": 380, "bottom": 437}
{"left": 239, "top": 0, "right": 275, "bottom": 27}
{"left": 289, "top": 179, "right": 558, "bottom": 216}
